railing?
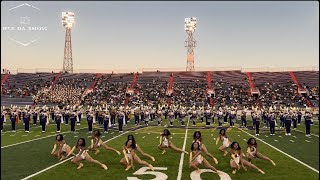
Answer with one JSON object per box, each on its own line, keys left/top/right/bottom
{"left": 3, "top": 66, "right": 319, "bottom": 74}
{"left": 241, "top": 66, "right": 319, "bottom": 72}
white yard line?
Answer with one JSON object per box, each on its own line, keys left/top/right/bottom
{"left": 176, "top": 118, "right": 190, "bottom": 180}
{"left": 293, "top": 129, "right": 319, "bottom": 137}
{"left": 238, "top": 128, "right": 319, "bottom": 173}
{"left": 1, "top": 124, "right": 56, "bottom": 134}
{"left": 1, "top": 127, "right": 87, "bottom": 149}
{"left": 21, "top": 131, "right": 129, "bottom": 180}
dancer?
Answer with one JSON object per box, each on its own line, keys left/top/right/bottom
{"left": 120, "top": 137, "right": 155, "bottom": 171}
{"left": 229, "top": 142, "right": 265, "bottom": 175}
{"left": 51, "top": 134, "right": 73, "bottom": 160}
{"left": 193, "top": 131, "right": 218, "bottom": 164}
{"left": 189, "top": 141, "right": 222, "bottom": 175}
{"left": 88, "top": 130, "right": 121, "bottom": 155}
{"left": 246, "top": 138, "right": 276, "bottom": 166}
{"left": 65, "top": 138, "right": 108, "bottom": 170}
{"left": 216, "top": 129, "right": 232, "bottom": 156}
{"left": 158, "top": 129, "right": 188, "bottom": 154}
{"left": 127, "top": 134, "right": 155, "bottom": 161}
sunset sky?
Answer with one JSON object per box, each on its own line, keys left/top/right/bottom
{"left": 1, "top": 1, "right": 319, "bottom": 72}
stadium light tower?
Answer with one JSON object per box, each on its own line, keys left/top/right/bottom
{"left": 184, "top": 17, "right": 197, "bottom": 72}
{"left": 62, "top": 12, "right": 75, "bottom": 73}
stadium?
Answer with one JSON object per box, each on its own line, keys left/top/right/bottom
{"left": 1, "top": 1, "right": 319, "bottom": 180}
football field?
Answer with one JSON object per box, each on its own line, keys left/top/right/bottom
{"left": 1, "top": 118, "right": 319, "bottom": 180}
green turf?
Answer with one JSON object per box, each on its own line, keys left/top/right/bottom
{"left": 1, "top": 118, "right": 319, "bottom": 180}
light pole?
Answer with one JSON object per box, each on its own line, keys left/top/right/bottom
{"left": 185, "top": 17, "right": 197, "bottom": 72}
{"left": 62, "top": 12, "right": 75, "bottom": 73}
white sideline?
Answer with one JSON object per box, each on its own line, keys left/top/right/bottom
{"left": 177, "top": 118, "right": 190, "bottom": 180}
{"left": 21, "top": 131, "right": 129, "bottom": 180}
{"left": 238, "top": 128, "right": 319, "bottom": 173}
{"left": 1, "top": 127, "right": 87, "bottom": 149}
{"left": 293, "top": 129, "right": 319, "bottom": 137}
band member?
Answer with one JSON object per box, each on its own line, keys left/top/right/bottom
{"left": 103, "top": 111, "right": 110, "bottom": 133}
{"left": 10, "top": 111, "right": 18, "bottom": 132}
{"left": 40, "top": 110, "right": 48, "bottom": 133}
{"left": 55, "top": 111, "right": 62, "bottom": 133}
{"left": 241, "top": 111, "right": 247, "bottom": 128}
{"left": 251, "top": 111, "right": 255, "bottom": 129}
{"left": 65, "top": 109, "right": 70, "bottom": 125}
{"left": 61, "top": 110, "right": 66, "bottom": 124}
{"left": 285, "top": 111, "right": 292, "bottom": 136}
{"left": 189, "top": 141, "right": 222, "bottom": 175}
{"left": 87, "top": 111, "right": 94, "bottom": 133}
{"left": 158, "top": 129, "right": 188, "bottom": 154}
{"left": 127, "top": 134, "right": 155, "bottom": 161}
{"left": 269, "top": 112, "right": 276, "bottom": 136}
{"left": 23, "top": 110, "right": 31, "bottom": 133}
{"left": 262, "top": 110, "right": 269, "bottom": 129}
{"left": 180, "top": 109, "right": 187, "bottom": 127}
{"left": 70, "top": 111, "right": 77, "bottom": 133}
{"left": 134, "top": 108, "right": 140, "bottom": 125}
{"left": 111, "top": 108, "right": 116, "bottom": 126}
{"left": 140, "top": 109, "right": 145, "bottom": 123}
{"left": 169, "top": 110, "right": 175, "bottom": 127}
{"left": 191, "top": 108, "right": 197, "bottom": 126}
{"left": 193, "top": 131, "right": 218, "bottom": 164}
{"left": 32, "top": 110, "right": 38, "bottom": 125}
{"left": 1, "top": 111, "right": 6, "bottom": 132}
{"left": 211, "top": 109, "right": 216, "bottom": 124}
{"left": 51, "top": 134, "right": 73, "bottom": 160}
{"left": 229, "top": 109, "right": 236, "bottom": 127}
{"left": 230, "top": 142, "right": 265, "bottom": 174}
{"left": 292, "top": 111, "right": 297, "bottom": 129}
{"left": 77, "top": 109, "right": 82, "bottom": 125}
{"left": 156, "top": 109, "right": 162, "bottom": 126}
{"left": 297, "top": 110, "right": 302, "bottom": 124}
{"left": 88, "top": 130, "right": 121, "bottom": 155}
{"left": 125, "top": 109, "right": 130, "bottom": 124}
{"left": 218, "top": 109, "right": 224, "bottom": 127}
{"left": 65, "top": 138, "right": 108, "bottom": 170}
{"left": 150, "top": 108, "right": 155, "bottom": 121}
{"left": 145, "top": 109, "right": 150, "bottom": 126}
{"left": 198, "top": 108, "right": 204, "bottom": 122}
{"left": 216, "top": 129, "right": 233, "bottom": 156}
{"left": 120, "top": 136, "right": 155, "bottom": 171}
{"left": 97, "top": 111, "right": 103, "bottom": 126}
{"left": 164, "top": 107, "right": 168, "bottom": 120}
{"left": 204, "top": 108, "right": 211, "bottom": 126}
{"left": 253, "top": 112, "right": 260, "bottom": 136}
{"left": 118, "top": 109, "right": 125, "bottom": 133}
{"left": 50, "top": 109, "right": 55, "bottom": 122}
{"left": 223, "top": 109, "right": 228, "bottom": 123}
{"left": 279, "top": 111, "right": 285, "bottom": 129}
{"left": 174, "top": 107, "right": 179, "bottom": 119}
{"left": 246, "top": 138, "right": 276, "bottom": 166}
{"left": 304, "top": 111, "right": 312, "bottom": 137}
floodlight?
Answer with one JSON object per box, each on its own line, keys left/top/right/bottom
{"left": 62, "top": 12, "right": 75, "bottom": 28}
{"left": 185, "top": 17, "right": 197, "bottom": 32}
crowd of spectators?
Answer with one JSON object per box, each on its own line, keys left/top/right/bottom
{"left": 1, "top": 72, "right": 319, "bottom": 109}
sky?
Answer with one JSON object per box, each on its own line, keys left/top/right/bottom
{"left": 1, "top": 1, "right": 319, "bottom": 72}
